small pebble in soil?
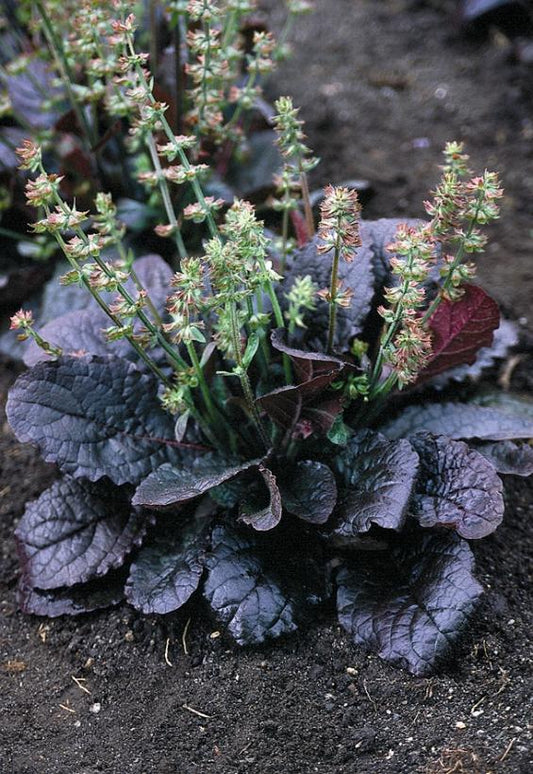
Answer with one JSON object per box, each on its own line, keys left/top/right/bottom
{"left": 89, "top": 702, "right": 101, "bottom": 714}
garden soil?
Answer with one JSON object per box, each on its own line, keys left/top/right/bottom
{"left": 1, "top": 1, "right": 532, "bottom": 772}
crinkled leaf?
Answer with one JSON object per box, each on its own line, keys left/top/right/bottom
{"left": 278, "top": 460, "right": 337, "bottom": 524}
{"left": 17, "top": 572, "right": 125, "bottom": 617}
{"left": 131, "top": 253, "right": 173, "bottom": 314}
{"left": 16, "top": 477, "right": 149, "bottom": 589}
{"left": 427, "top": 319, "right": 518, "bottom": 389}
{"left": 417, "top": 285, "right": 500, "bottom": 383}
{"left": 331, "top": 430, "right": 419, "bottom": 540}
{"left": 204, "top": 525, "right": 297, "bottom": 645}
{"left": 133, "top": 456, "right": 261, "bottom": 508}
{"left": 337, "top": 531, "right": 483, "bottom": 676}
{"left": 6, "top": 354, "right": 183, "bottom": 485}
{"left": 239, "top": 466, "right": 282, "bottom": 531}
{"left": 125, "top": 517, "right": 210, "bottom": 614}
{"left": 473, "top": 440, "right": 533, "bottom": 477}
{"left": 23, "top": 307, "right": 132, "bottom": 367}
{"left": 381, "top": 397, "right": 533, "bottom": 441}
{"left": 410, "top": 434, "right": 504, "bottom": 539}
{"left": 281, "top": 234, "right": 375, "bottom": 350}
{"left": 361, "top": 218, "right": 424, "bottom": 289}
{"left": 257, "top": 375, "right": 342, "bottom": 436}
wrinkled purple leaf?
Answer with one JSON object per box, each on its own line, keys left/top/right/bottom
{"left": 473, "top": 440, "right": 533, "bottom": 477}
{"left": 270, "top": 328, "right": 348, "bottom": 383}
{"left": 331, "top": 430, "right": 419, "bottom": 540}
{"left": 381, "top": 397, "right": 533, "bottom": 441}
{"left": 7, "top": 56, "right": 62, "bottom": 129}
{"left": 239, "top": 465, "right": 282, "bottom": 531}
{"left": 133, "top": 456, "right": 262, "bottom": 508}
{"left": 417, "top": 285, "right": 500, "bottom": 383}
{"left": 427, "top": 319, "right": 518, "bottom": 389}
{"left": 337, "top": 531, "right": 483, "bottom": 676}
{"left": 204, "top": 525, "right": 297, "bottom": 645}
{"left": 281, "top": 234, "right": 375, "bottom": 351}
{"left": 257, "top": 376, "right": 342, "bottom": 436}
{"left": 125, "top": 517, "right": 210, "bottom": 614}
{"left": 410, "top": 434, "right": 504, "bottom": 539}
{"left": 16, "top": 477, "right": 149, "bottom": 589}
{"left": 361, "top": 218, "right": 425, "bottom": 289}
{"left": 17, "top": 572, "right": 125, "bottom": 617}
{"left": 7, "top": 354, "right": 184, "bottom": 485}
{"left": 278, "top": 460, "right": 337, "bottom": 524}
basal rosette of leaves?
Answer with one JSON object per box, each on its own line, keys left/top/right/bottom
{"left": 6, "top": 235, "right": 533, "bottom": 676}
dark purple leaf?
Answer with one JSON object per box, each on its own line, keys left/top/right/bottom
{"left": 125, "top": 517, "right": 210, "bottom": 614}
{"left": 337, "top": 531, "right": 483, "bottom": 676}
{"left": 17, "top": 573, "right": 125, "bottom": 617}
{"left": 270, "top": 328, "right": 347, "bottom": 383}
{"left": 472, "top": 440, "right": 533, "bottom": 477}
{"left": 133, "top": 456, "right": 262, "bottom": 508}
{"left": 239, "top": 465, "right": 282, "bottom": 531}
{"left": 0, "top": 127, "right": 28, "bottom": 171}
{"left": 410, "top": 434, "right": 504, "bottom": 539}
{"left": 381, "top": 396, "right": 533, "bottom": 441}
{"left": 257, "top": 376, "right": 342, "bottom": 436}
{"left": 227, "top": 130, "right": 282, "bottom": 198}
{"left": 427, "top": 320, "right": 518, "bottom": 389}
{"left": 23, "top": 307, "right": 131, "bottom": 367}
{"left": 204, "top": 525, "right": 297, "bottom": 645}
{"left": 361, "top": 218, "right": 425, "bottom": 289}
{"left": 278, "top": 460, "right": 337, "bottom": 524}
{"left": 281, "top": 234, "right": 375, "bottom": 351}
{"left": 417, "top": 285, "right": 500, "bottom": 383}
{"left": 131, "top": 253, "right": 173, "bottom": 314}
{"left": 16, "top": 477, "right": 149, "bottom": 589}
{"left": 460, "top": 0, "right": 533, "bottom": 37}
{"left": 331, "top": 430, "right": 419, "bottom": 540}
{"left": 6, "top": 354, "right": 184, "bottom": 485}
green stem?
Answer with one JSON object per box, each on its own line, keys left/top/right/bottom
{"left": 185, "top": 340, "right": 219, "bottom": 428}
{"left": 299, "top": 164, "right": 314, "bottom": 238}
{"left": 146, "top": 133, "right": 187, "bottom": 260}
{"left": 326, "top": 235, "right": 341, "bottom": 354}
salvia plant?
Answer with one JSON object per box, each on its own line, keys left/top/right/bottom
{"left": 3, "top": 1, "right": 533, "bottom": 676}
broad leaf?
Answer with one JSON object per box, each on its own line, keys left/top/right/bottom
{"left": 281, "top": 234, "right": 375, "bottom": 350}
{"left": 7, "top": 354, "right": 184, "bottom": 485}
{"left": 204, "top": 525, "right": 297, "bottom": 645}
{"left": 7, "top": 56, "right": 61, "bottom": 129}
{"left": 381, "top": 397, "right": 533, "bottom": 441}
{"left": 331, "top": 430, "right": 419, "bottom": 540}
{"left": 337, "top": 531, "right": 483, "bottom": 675}
{"left": 427, "top": 320, "right": 518, "bottom": 389}
{"left": 270, "top": 329, "right": 348, "bottom": 383}
{"left": 239, "top": 466, "right": 282, "bottom": 531}
{"left": 257, "top": 376, "right": 342, "bottom": 436}
{"left": 361, "top": 218, "right": 425, "bottom": 289}
{"left": 417, "top": 285, "right": 500, "bottom": 382}
{"left": 473, "top": 440, "right": 533, "bottom": 477}
{"left": 133, "top": 456, "right": 261, "bottom": 508}
{"left": 125, "top": 517, "right": 210, "bottom": 614}
{"left": 410, "top": 434, "right": 504, "bottom": 539}
{"left": 17, "top": 573, "right": 125, "bottom": 617}
{"left": 227, "top": 130, "right": 282, "bottom": 198}
{"left": 16, "top": 477, "right": 148, "bottom": 589}
{"left": 278, "top": 460, "right": 337, "bottom": 524}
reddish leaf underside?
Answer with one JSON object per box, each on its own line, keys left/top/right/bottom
{"left": 418, "top": 284, "right": 500, "bottom": 382}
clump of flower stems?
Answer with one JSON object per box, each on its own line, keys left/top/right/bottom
{"left": 9, "top": 2, "right": 503, "bottom": 458}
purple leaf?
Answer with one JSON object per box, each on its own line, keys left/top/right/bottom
{"left": 125, "top": 517, "right": 210, "bottom": 614}
{"left": 471, "top": 440, "right": 533, "bottom": 477}
{"left": 7, "top": 56, "right": 62, "bottom": 129}
{"left": 278, "top": 460, "right": 337, "bottom": 524}
{"left": 410, "top": 434, "right": 504, "bottom": 539}
{"left": 337, "top": 531, "right": 483, "bottom": 676}
{"left": 239, "top": 465, "right": 282, "bottom": 531}
{"left": 331, "top": 430, "right": 419, "bottom": 540}
{"left": 204, "top": 525, "right": 297, "bottom": 645}
{"left": 381, "top": 396, "right": 533, "bottom": 441}
{"left": 6, "top": 355, "right": 185, "bottom": 485}
{"left": 133, "top": 456, "right": 262, "bottom": 508}
{"left": 257, "top": 376, "right": 342, "bottom": 436}
{"left": 16, "top": 478, "right": 149, "bottom": 589}
{"left": 281, "top": 234, "right": 375, "bottom": 351}
{"left": 417, "top": 285, "right": 500, "bottom": 382}
{"left": 270, "top": 328, "right": 348, "bottom": 383}
{"left": 17, "top": 573, "right": 125, "bottom": 617}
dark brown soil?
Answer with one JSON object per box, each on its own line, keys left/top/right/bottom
{"left": 1, "top": 2, "right": 532, "bottom": 772}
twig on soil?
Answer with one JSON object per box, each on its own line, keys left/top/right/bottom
{"left": 58, "top": 701, "right": 76, "bottom": 714}
{"left": 362, "top": 680, "right": 378, "bottom": 712}
{"left": 164, "top": 638, "right": 173, "bottom": 667}
{"left": 182, "top": 617, "right": 191, "bottom": 655}
{"left": 498, "top": 354, "right": 523, "bottom": 391}
{"left": 71, "top": 675, "right": 91, "bottom": 695}
{"left": 182, "top": 704, "right": 211, "bottom": 719}
{"left": 498, "top": 738, "right": 516, "bottom": 763}
{"left": 469, "top": 695, "right": 486, "bottom": 715}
